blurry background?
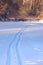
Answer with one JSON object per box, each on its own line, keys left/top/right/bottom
{"left": 0, "top": 0, "right": 43, "bottom": 19}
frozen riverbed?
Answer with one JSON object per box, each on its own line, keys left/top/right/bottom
{"left": 0, "top": 21, "right": 43, "bottom": 65}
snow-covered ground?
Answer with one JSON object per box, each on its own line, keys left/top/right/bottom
{"left": 0, "top": 20, "right": 43, "bottom": 65}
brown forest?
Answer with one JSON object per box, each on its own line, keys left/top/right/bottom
{"left": 0, "top": 0, "right": 43, "bottom": 19}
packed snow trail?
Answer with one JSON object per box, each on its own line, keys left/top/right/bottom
{"left": 6, "top": 28, "right": 25, "bottom": 65}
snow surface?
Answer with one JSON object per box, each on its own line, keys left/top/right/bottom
{"left": 0, "top": 20, "right": 43, "bottom": 65}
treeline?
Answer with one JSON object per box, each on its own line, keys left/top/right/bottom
{"left": 0, "top": 0, "right": 43, "bottom": 20}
